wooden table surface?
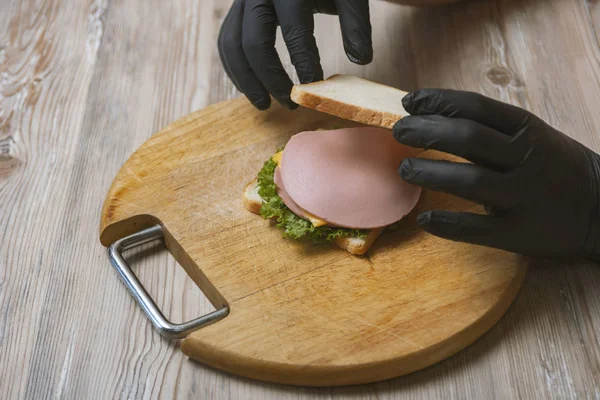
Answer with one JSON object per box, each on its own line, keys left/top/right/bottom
{"left": 1, "top": 0, "right": 599, "bottom": 398}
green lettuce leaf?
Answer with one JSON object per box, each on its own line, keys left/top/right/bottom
{"left": 257, "top": 153, "right": 367, "bottom": 243}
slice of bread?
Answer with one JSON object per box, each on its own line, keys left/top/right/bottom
{"left": 243, "top": 178, "right": 383, "bottom": 255}
{"left": 290, "top": 74, "right": 409, "bottom": 129}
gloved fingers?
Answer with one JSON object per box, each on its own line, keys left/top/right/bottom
{"left": 242, "top": 0, "right": 297, "bottom": 109}
{"left": 399, "top": 158, "right": 515, "bottom": 208}
{"left": 402, "top": 89, "right": 531, "bottom": 135}
{"left": 314, "top": 0, "right": 336, "bottom": 14}
{"left": 272, "top": 0, "right": 324, "bottom": 84}
{"left": 218, "top": 0, "right": 271, "bottom": 110}
{"left": 393, "top": 115, "right": 526, "bottom": 170}
{"left": 417, "top": 210, "right": 520, "bottom": 252}
{"left": 333, "top": 0, "right": 373, "bottom": 64}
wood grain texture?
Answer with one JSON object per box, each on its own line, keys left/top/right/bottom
{"left": 99, "top": 97, "right": 526, "bottom": 386}
{"left": 0, "top": 0, "right": 599, "bottom": 397}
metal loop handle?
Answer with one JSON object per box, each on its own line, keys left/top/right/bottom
{"left": 108, "top": 224, "right": 229, "bottom": 339}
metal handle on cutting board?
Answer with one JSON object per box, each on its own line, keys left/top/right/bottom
{"left": 107, "top": 225, "right": 229, "bottom": 339}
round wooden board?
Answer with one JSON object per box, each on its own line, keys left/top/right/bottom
{"left": 100, "top": 98, "right": 527, "bottom": 387}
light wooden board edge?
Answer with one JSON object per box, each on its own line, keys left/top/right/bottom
{"left": 180, "top": 263, "right": 527, "bottom": 386}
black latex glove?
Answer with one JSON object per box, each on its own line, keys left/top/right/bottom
{"left": 393, "top": 89, "right": 600, "bottom": 261}
{"left": 218, "top": 0, "right": 372, "bottom": 110}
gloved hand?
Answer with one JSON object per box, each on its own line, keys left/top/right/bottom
{"left": 393, "top": 89, "right": 600, "bottom": 261}
{"left": 218, "top": 0, "right": 372, "bottom": 110}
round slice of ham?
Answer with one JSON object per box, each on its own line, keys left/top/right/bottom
{"left": 274, "top": 166, "right": 311, "bottom": 221}
{"left": 280, "top": 127, "right": 421, "bottom": 229}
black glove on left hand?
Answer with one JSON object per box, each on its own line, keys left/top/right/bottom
{"left": 218, "top": 0, "right": 372, "bottom": 111}
{"left": 394, "top": 89, "right": 600, "bottom": 261}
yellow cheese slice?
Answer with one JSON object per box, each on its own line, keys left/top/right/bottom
{"left": 272, "top": 151, "right": 283, "bottom": 165}
{"left": 303, "top": 211, "right": 327, "bottom": 227}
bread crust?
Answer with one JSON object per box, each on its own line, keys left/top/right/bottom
{"left": 334, "top": 228, "right": 384, "bottom": 256}
{"left": 242, "top": 179, "right": 262, "bottom": 215}
{"left": 290, "top": 74, "right": 407, "bottom": 129}
{"left": 243, "top": 178, "right": 383, "bottom": 255}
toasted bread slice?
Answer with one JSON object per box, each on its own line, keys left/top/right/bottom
{"left": 243, "top": 178, "right": 383, "bottom": 255}
{"left": 290, "top": 74, "right": 409, "bottom": 129}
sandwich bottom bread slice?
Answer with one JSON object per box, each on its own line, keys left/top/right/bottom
{"left": 242, "top": 127, "right": 421, "bottom": 256}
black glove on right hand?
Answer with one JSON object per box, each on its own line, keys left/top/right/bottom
{"left": 218, "top": 0, "right": 372, "bottom": 111}
{"left": 393, "top": 89, "right": 600, "bottom": 261}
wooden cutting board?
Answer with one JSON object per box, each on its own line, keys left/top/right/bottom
{"left": 99, "top": 97, "right": 527, "bottom": 387}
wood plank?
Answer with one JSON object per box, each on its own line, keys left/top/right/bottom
{"left": 0, "top": 0, "right": 599, "bottom": 397}
{"left": 0, "top": 0, "right": 107, "bottom": 398}
{"left": 32, "top": 0, "right": 235, "bottom": 398}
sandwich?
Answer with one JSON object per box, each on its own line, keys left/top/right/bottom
{"left": 243, "top": 75, "right": 419, "bottom": 255}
